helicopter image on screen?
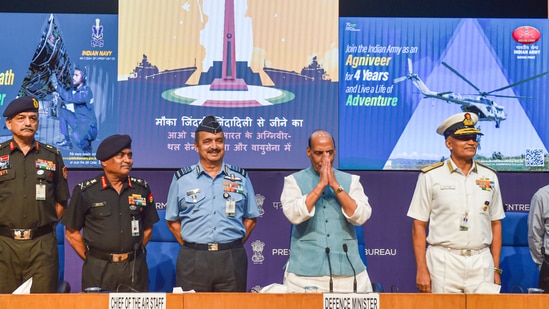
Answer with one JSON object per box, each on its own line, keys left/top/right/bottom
{"left": 394, "top": 58, "right": 548, "bottom": 128}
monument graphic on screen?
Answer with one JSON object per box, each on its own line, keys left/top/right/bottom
{"left": 209, "top": 0, "right": 248, "bottom": 91}
{"left": 117, "top": 0, "right": 339, "bottom": 169}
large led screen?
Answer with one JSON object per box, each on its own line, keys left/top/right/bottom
{"left": 0, "top": 13, "right": 118, "bottom": 168}
{"left": 117, "top": 0, "right": 339, "bottom": 169}
{"left": 339, "top": 18, "right": 549, "bottom": 171}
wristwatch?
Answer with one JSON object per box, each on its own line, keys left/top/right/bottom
{"left": 335, "top": 186, "right": 344, "bottom": 194}
{"left": 494, "top": 267, "right": 503, "bottom": 275}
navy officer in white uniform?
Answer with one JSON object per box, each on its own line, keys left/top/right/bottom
{"left": 407, "top": 112, "right": 505, "bottom": 293}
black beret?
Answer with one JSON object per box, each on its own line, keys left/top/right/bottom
{"left": 3, "top": 96, "right": 39, "bottom": 118}
{"left": 96, "top": 134, "right": 132, "bottom": 161}
{"left": 195, "top": 115, "right": 223, "bottom": 134}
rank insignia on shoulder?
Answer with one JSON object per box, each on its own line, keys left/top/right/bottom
{"left": 226, "top": 164, "right": 247, "bottom": 177}
{"left": 79, "top": 178, "right": 98, "bottom": 190}
{"left": 475, "top": 161, "right": 497, "bottom": 173}
{"left": 175, "top": 166, "right": 193, "bottom": 179}
{"left": 421, "top": 161, "right": 444, "bottom": 173}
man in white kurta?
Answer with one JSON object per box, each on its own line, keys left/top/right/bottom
{"left": 281, "top": 130, "right": 373, "bottom": 293}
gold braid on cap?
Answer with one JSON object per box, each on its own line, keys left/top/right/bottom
{"left": 453, "top": 127, "right": 483, "bottom": 135}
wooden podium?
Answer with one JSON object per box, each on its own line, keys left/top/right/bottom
{"left": 0, "top": 293, "right": 547, "bottom": 309}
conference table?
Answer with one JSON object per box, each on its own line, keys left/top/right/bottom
{"left": 0, "top": 292, "right": 547, "bottom": 309}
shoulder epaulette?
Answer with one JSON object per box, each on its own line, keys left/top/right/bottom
{"left": 227, "top": 164, "right": 247, "bottom": 177}
{"left": 78, "top": 178, "right": 100, "bottom": 191}
{"left": 175, "top": 166, "right": 194, "bottom": 179}
{"left": 39, "top": 142, "right": 61, "bottom": 154}
{"left": 0, "top": 140, "right": 10, "bottom": 149}
{"left": 421, "top": 161, "right": 444, "bottom": 173}
{"left": 475, "top": 161, "right": 497, "bottom": 173}
{"left": 130, "top": 176, "right": 149, "bottom": 188}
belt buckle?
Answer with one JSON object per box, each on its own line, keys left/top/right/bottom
{"left": 111, "top": 253, "right": 129, "bottom": 262}
{"left": 461, "top": 249, "right": 472, "bottom": 257}
{"left": 13, "top": 229, "right": 32, "bottom": 240}
{"left": 208, "top": 243, "right": 218, "bottom": 251}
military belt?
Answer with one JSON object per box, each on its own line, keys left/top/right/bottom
{"left": 0, "top": 224, "right": 53, "bottom": 240}
{"left": 184, "top": 239, "right": 242, "bottom": 251}
{"left": 87, "top": 246, "right": 143, "bottom": 263}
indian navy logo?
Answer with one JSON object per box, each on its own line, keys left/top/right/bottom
{"left": 251, "top": 240, "right": 265, "bottom": 264}
{"left": 91, "top": 18, "right": 104, "bottom": 48}
{"left": 255, "top": 194, "right": 265, "bottom": 216}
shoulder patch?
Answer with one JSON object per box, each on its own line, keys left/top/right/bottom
{"left": 39, "top": 142, "right": 61, "bottom": 155}
{"left": 175, "top": 166, "right": 193, "bottom": 179}
{"left": 227, "top": 164, "right": 247, "bottom": 177}
{"left": 475, "top": 161, "right": 497, "bottom": 173}
{"left": 78, "top": 178, "right": 100, "bottom": 191}
{"left": 130, "top": 176, "right": 149, "bottom": 188}
{"left": 0, "top": 140, "right": 10, "bottom": 149}
{"left": 421, "top": 161, "right": 444, "bottom": 173}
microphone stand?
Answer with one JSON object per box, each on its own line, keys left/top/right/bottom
{"left": 325, "top": 247, "right": 334, "bottom": 293}
{"left": 343, "top": 243, "right": 357, "bottom": 293}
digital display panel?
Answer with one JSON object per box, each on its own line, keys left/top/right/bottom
{"left": 339, "top": 17, "right": 549, "bottom": 171}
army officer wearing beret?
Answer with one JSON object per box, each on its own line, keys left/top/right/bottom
{"left": 407, "top": 112, "right": 505, "bottom": 293}
{"left": 62, "top": 134, "right": 159, "bottom": 292}
{"left": 0, "top": 96, "right": 70, "bottom": 293}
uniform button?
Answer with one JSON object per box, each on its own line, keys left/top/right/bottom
{"left": 325, "top": 220, "right": 328, "bottom": 223}
{"left": 327, "top": 234, "right": 330, "bottom": 237}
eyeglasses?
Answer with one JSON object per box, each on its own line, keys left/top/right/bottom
{"left": 452, "top": 134, "right": 479, "bottom": 142}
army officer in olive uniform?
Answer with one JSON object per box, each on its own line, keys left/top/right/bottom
{"left": 0, "top": 96, "right": 70, "bottom": 293}
{"left": 62, "top": 134, "right": 159, "bottom": 292}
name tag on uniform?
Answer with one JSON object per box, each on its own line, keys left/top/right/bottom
{"left": 440, "top": 185, "right": 455, "bottom": 190}
{"left": 36, "top": 183, "right": 46, "bottom": 200}
{"left": 226, "top": 199, "right": 235, "bottom": 217}
{"left": 131, "top": 219, "right": 140, "bottom": 236}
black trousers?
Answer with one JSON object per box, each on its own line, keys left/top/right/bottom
{"left": 539, "top": 255, "right": 549, "bottom": 293}
{"left": 82, "top": 251, "right": 148, "bottom": 292}
{"left": 176, "top": 245, "right": 248, "bottom": 292}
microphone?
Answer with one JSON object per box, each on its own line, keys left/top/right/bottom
{"left": 343, "top": 243, "right": 357, "bottom": 293}
{"left": 131, "top": 243, "right": 140, "bottom": 286}
{"left": 325, "top": 247, "right": 334, "bottom": 293}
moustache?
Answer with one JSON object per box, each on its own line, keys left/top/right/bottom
{"left": 207, "top": 149, "right": 221, "bottom": 153}
{"left": 21, "top": 127, "right": 35, "bottom": 132}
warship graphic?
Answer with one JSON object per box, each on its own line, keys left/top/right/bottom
{"left": 263, "top": 56, "right": 332, "bottom": 86}
{"left": 128, "top": 54, "right": 197, "bottom": 85}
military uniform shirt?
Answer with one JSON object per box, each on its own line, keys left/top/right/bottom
{"left": 407, "top": 159, "right": 505, "bottom": 249}
{"left": 165, "top": 162, "right": 260, "bottom": 244}
{"left": 0, "top": 140, "right": 69, "bottom": 228}
{"left": 62, "top": 174, "right": 159, "bottom": 253}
